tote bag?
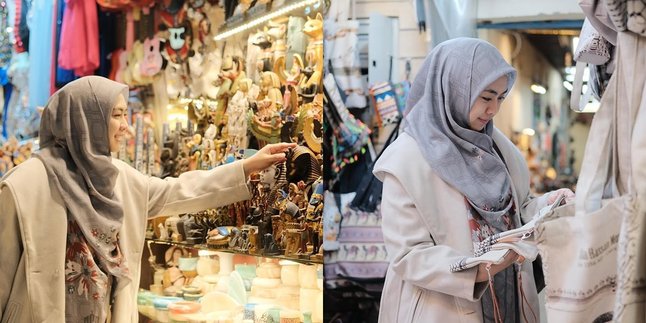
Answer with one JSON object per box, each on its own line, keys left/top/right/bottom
{"left": 535, "top": 31, "right": 637, "bottom": 322}
{"left": 612, "top": 31, "right": 646, "bottom": 323}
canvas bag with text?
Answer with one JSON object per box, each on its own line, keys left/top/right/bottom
{"left": 535, "top": 31, "right": 639, "bottom": 322}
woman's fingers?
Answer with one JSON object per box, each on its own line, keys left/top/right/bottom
{"left": 272, "top": 153, "right": 287, "bottom": 162}
{"left": 268, "top": 142, "right": 297, "bottom": 154}
{"left": 516, "top": 255, "right": 525, "bottom": 264}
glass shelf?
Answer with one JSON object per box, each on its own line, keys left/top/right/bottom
{"left": 146, "top": 238, "right": 323, "bottom": 265}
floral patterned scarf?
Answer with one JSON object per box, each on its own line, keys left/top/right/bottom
{"left": 466, "top": 192, "right": 519, "bottom": 323}
{"left": 64, "top": 220, "right": 129, "bottom": 322}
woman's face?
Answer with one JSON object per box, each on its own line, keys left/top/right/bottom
{"left": 109, "top": 94, "right": 128, "bottom": 152}
{"left": 468, "top": 75, "right": 508, "bottom": 131}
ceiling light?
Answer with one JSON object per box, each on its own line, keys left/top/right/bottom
{"left": 522, "top": 128, "right": 536, "bottom": 136}
{"left": 213, "top": 0, "right": 319, "bottom": 41}
{"left": 530, "top": 84, "right": 547, "bottom": 94}
{"left": 563, "top": 81, "right": 573, "bottom": 91}
{"left": 572, "top": 36, "right": 579, "bottom": 51}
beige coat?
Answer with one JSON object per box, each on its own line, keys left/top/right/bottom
{"left": 0, "top": 157, "right": 250, "bottom": 322}
{"left": 373, "top": 130, "right": 547, "bottom": 323}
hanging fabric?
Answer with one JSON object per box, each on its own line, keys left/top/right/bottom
{"left": 324, "top": 0, "right": 367, "bottom": 109}
{"left": 54, "top": 0, "right": 76, "bottom": 87}
{"left": 58, "top": 0, "right": 100, "bottom": 76}
{"left": 605, "top": 0, "right": 646, "bottom": 37}
{"left": 324, "top": 120, "right": 399, "bottom": 315}
{"left": 0, "top": 1, "right": 12, "bottom": 69}
{"left": 323, "top": 73, "right": 371, "bottom": 184}
{"left": 28, "top": 0, "right": 55, "bottom": 108}
{"left": 6, "top": 52, "right": 39, "bottom": 139}
{"left": 13, "top": 0, "right": 29, "bottom": 53}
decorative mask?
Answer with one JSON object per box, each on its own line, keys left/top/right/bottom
{"left": 140, "top": 36, "right": 164, "bottom": 77}
{"left": 161, "top": 6, "right": 193, "bottom": 64}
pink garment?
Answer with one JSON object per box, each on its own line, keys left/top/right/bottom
{"left": 58, "top": 0, "right": 99, "bottom": 76}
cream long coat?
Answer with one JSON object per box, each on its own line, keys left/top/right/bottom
{"left": 0, "top": 157, "right": 250, "bottom": 322}
{"left": 373, "top": 129, "right": 548, "bottom": 323}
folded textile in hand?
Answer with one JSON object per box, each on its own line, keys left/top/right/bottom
{"left": 450, "top": 241, "right": 539, "bottom": 273}
{"left": 450, "top": 194, "right": 567, "bottom": 273}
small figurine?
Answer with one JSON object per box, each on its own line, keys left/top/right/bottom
{"left": 301, "top": 180, "right": 323, "bottom": 255}
{"left": 226, "top": 78, "right": 253, "bottom": 150}
{"left": 252, "top": 31, "right": 273, "bottom": 73}
{"left": 158, "top": 223, "right": 169, "bottom": 240}
{"left": 266, "top": 20, "right": 287, "bottom": 65}
{"left": 301, "top": 13, "right": 324, "bottom": 98}
{"left": 214, "top": 56, "right": 245, "bottom": 128}
{"left": 257, "top": 71, "right": 284, "bottom": 114}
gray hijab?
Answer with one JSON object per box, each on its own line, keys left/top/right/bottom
{"left": 403, "top": 38, "right": 517, "bottom": 228}
{"left": 34, "top": 76, "right": 131, "bottom": 282}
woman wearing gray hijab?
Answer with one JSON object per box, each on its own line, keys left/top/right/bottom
{"left": 0, "top": 76, "right": 294, "bottom": 322}
{"left": 373, "top": 38, "right": 573, "bottom": 322}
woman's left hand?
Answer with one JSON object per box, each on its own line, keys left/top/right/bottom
{"left": 546, "top": 188, "right": 575, "bottom": 205}
{"left": 242, "top": 142, "right": 297, "bottom": 177}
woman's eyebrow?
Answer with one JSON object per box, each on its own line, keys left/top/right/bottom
{"left": 483, "top": 89, "right": 509, "bottom": 96}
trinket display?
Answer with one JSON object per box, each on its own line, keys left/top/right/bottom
{"left": 135, "top": 1, "right": 326, "bottom": 322}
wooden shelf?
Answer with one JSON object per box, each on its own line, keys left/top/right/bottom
{"left": 146, "top": 238, "right": 323, "bottom": 265}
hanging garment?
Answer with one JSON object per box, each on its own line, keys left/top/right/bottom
{"left": 605, "top": 0, "right": 646, "bottom": 37}
{"left": 0, "top": 2, "right": 12, "bottom": 68}
{"left": 427, "top": 0, "right": 477, "bottom": 47}
{"left": 324, "top": 20, "right": 367, "bottom": 108}
{"left": 55, "top": 0, "right": 76, "bottom": 87}
{"left": 96, "top": 9, "right": 119, "bottom": 78}
{"left": 1, "top": 83, "right": 12, "bottom": 139}
{"left": 58, "top": 0, "right": 100, "bottom": 76}
{"left": 13, "top": 0, "right": 29, "bottom": 53}
{"left": 6, "top": 53, "right": 39, "bottom": 140}
{"left": 325, "top": 122, "right": 400, "bottom": 279}
{"left": 28, "top": 0, "right": 55, "bottom": 108}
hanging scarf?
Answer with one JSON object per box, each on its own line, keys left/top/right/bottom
{"left": 34, "top": 76, "right": 131, "bottom": 322}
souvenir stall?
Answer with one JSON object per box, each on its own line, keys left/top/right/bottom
{"left": 114, "top": 1, "right": 328, "bottom": 322}
{"left": 321, "top": 1, "right": 412, "bottom": 321}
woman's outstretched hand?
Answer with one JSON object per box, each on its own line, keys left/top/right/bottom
{"left": 242, "top": 142, "right": 297, "bottom": 177}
